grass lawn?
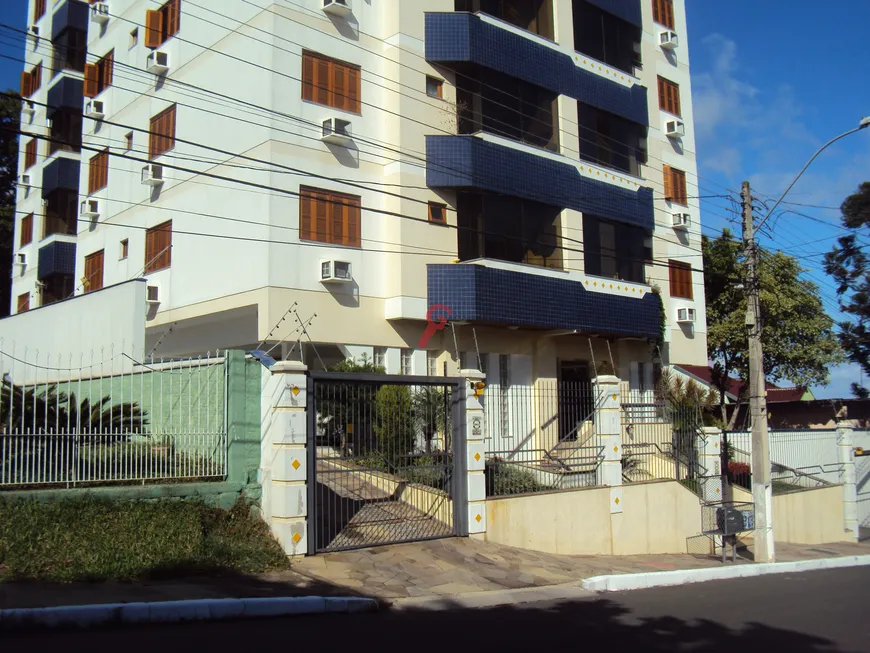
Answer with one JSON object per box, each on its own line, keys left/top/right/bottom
{"left": 0, "top": 498, "right": 289, "bottom": 583}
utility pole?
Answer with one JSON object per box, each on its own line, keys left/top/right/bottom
{"left": 741, "top": 180, "right": 774, "bottom": 563}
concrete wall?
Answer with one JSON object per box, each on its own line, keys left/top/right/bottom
{"left": 732, "top": 485, "right": 848, "bottom": 545}
{"left": 485, "top": 480, "right": 703, "bottom": 555}
{"left": 0, "top": 279, "right": 146, "bottom": 383}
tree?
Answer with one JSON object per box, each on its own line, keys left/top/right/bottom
{"left": 0, "top": 92, "right": 20, "bottom": 317}
{"left": 704, "top": 230, "right": 844, "bottom": 427}
{"left": 824, "top": 182, "right": 870, "bottom": 398}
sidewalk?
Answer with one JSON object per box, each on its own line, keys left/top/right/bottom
{"left": 2, "top": 538, "right": 868, "bottom": 612}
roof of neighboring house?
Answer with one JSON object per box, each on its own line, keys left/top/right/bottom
{"left": 673, "top": 365, "right": 813, "bottom": 402}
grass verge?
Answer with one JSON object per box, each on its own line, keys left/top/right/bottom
{"left": 0, "top": 498, "right": 289, "bottom": 583}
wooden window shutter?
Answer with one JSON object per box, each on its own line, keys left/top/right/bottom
{"left": 302, "top": 53, "right": 315, "bottom": 102}
{"left": 348, "top": 199, "right": 360, "bottom": 247}
{"left": 145, "top": 10, "right": 164, "bottom": 49}
{"left": 300, "top": 190, "right": 313, "bottom": 241}
{"left": 20, "top": 71, "right": 32, "bottom": 98}
{"left": 663, "top": 165, "right": 673, "bottom": 201}
{"left": 672, "top": 84, "right": 681, "bottom": 117}
{"left": 315, "top": 192, "right": 328, "bottom": 242}
{"left": 315, "top": 58, "right": 330, "bottom": 106}
{"left": 84, "top": 250, "right": 104, "bottom": 292}
{"left": 347, "top": 66, "right": 360, "bottom": 113}
{"left": 17, "top": 294, "right": 29, "bottom": 313}
{"left": 332, "top": 65, "right": 346, "bottom": 112}
{"left": 31, "top": 63, "right": 42, "bottom": 93}
{"left": 20, "top": 214, "right": 33, "bottom": 247}
{"left": 84, "top": 63, "right": 99, "bottom": 98}
{"left": 167, "top": 0, "right": 181, "bottom": 37}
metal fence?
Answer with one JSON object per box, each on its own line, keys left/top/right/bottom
{"left": 310, "top": 372, "right": 462, "bottom": 553}
{"left": 621, "top": 389, "right": 705, "bottom": 486}
{"left": 724, "top": 429, "right": 841, "bottom": 494}
{"left": 481, "top": 381, "right": 605, "bottom": 497}
{"left": 0, "top": 350, "right": 228, "bottom": 488}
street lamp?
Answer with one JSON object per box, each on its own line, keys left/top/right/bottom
{"left": 756, "top": 116, "right": 870, "bottom": 231}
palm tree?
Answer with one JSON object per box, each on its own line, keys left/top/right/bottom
{"left": 62, "top": 392, "right": 149, "bottom": 437}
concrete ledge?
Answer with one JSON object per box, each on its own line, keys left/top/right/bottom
{"left": 0, "top": 596, "right": 379, "bottom": 630}
{"left": 0, "top": 482, "right": 246, "bottom": 503}
{"left": 582, "top": 555, "right": 870, "bottom": 592}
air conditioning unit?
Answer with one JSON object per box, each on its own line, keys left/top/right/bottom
{"left": 672, "top": 213, "right": 690, "bottom": 230}
{"left": 19, "top": 174, "right": 31, "bottom": 189}
{"left": 91, "top": 2, "right": 110, "bottom": 24}
{"left": 85, "top": 99, "right": 105, "bottom": 120}
{"left": 676, "top": 308, "right": 696, "bottom": 324}
{"left": 141, "top": 163, "right": 164, "bottom": 186}
{"left": 13, "top": 253, "right": 26, "bottom": 269}
{"left": 321, "top": 117, "right": 353, "bottom": 146}
{"left": 29, "top": 25, "right": 39, "bottom": 36}
{"left": 320, "top": 260, "right": 352, "bottom": 283}
{"left": 146, "top": 284, "right": 161, "bottom": 305}
{"left": 659, "top": 31, "right": 679, "bottom": 50}
{"left": 322, "top": 0, "right": 352, "bottom": 17}
{"left": 80, "top": 199, "right": 100, "bottom": 219}
{"left": 146, "top": 50, "right": 170, "bottom": 75}
{"left": 665, "top": 119, "right": 685, "bottom": 138}
{"left": 21, "top": 100, "right": 35, "bottom": 119}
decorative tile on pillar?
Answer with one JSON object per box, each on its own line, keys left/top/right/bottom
{"left": 273, "top": 410, "right": 307, "bottom": 445}
{"left": 467, "top": 411, "right": 485, "bottom": 442}
{"left": 273, "top": 448, "right": 307, "bottom": 482}
{"left": 468, "top": 502, "right": 487, "bottom": 534}
{"left": 273, "top": 519, "right": 307, "bottom": 556}
{"left": 603, "top": 440, "right": 622, "bottom": 462}
{"left": 468, "top": 441, "right": 485, "bottom": 471}
{"left": 277, "top": 377, "right": 307, "bottom": 409}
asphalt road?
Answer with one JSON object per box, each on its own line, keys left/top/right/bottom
{"left": 4, "top": 567, "right": 869, "bottom": 653}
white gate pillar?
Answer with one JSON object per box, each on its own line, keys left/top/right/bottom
{"left": 838, "top": 422, "right": 860, "bottom": 542}
{"left": 260, "top": 361, "right": 309, "bottom": 556}
{"left": 461, "top": 369, "right": 487, "bottom": 538}
{"left": 593, "top": 375, "right": 623, "bottom": 513}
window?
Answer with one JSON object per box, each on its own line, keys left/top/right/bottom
{"left": 428, "top": 201, "right": 446, "bottom": 224}
{"left": 149, "top": 105, "right": 176, "bottom": 159}
{"left": 129, "top": 28, "right": 139, "bottom": 49}
{"left": 426, "top": 76, "right": 443, "bottom": 99}
{"left": 427, "top": 351, "right": 438, "bottom": 376}
{"left": 20, "top": 213, "right": 33, "bottom": 247}
{"left": 120, "top": 239, "right": 129, "bottom": 260}
{"left": 51, "top": 28, "right": 87, "bottom": 75}
{"left": 24, "top": 138, "right": 37, "bottom": 170}
{"left": 455, "top": 0, "right": 554, "bottom": 39}
{"left": 48, "top": 109, "right": 83, "bottom": 155}
{"left": 33, "top": 0, "right": 46, "bottom": 22}
{"left": 88, "top": 148, "right": 109, "bottom": 194}
{"left": 669, "top": 260, "right": 693, "bottom": 299}
{"left": 400, "top": 349, "right": 413, "bottom": 375}
{"left": 85, "top": 50, "right": 114, "bottom": 98}
{"left": 577, "top": 102, "right": 647, "bottom": 176}
{"left": 657, "top": 76, "right": 681, "bottom": 116}
{"left": 83, "top": 250, "right": 104, "bottom": 293}
{"left": 652, "top": 0, "right": 675, "bottom": 30}
{"left": 373, "top": 346, "right": 386, "bottom": 370}
{"left": 663, "top": 164, "right": 688, "bottom": 206}
{"left": 583, "top": 214, "right": 647, "bottom": 283}
{"left": 145, "top": 0, "right": 181, "bottom": 49}
{"left": 43, "top": 189, "right": 78, "bottom": 237}
{"left": 20, "top": 62, "right": 42, "bottom": 98}
{"left": 17, "top": 293, "right": 29, "bottom": 313}
{"left": 124, "top": 131, "right": 133, "bottom": 152}
{"left": 573, "top": 0, "right": 641, "bottom": 75}
{"left": 302, "top": 51, "right": 361, "bottom": 114}
{"left": 145, "top": 221, "right": 172, "bottom": 273}
{"left": 299, "top": 186, "right": 361, "bottom": 248}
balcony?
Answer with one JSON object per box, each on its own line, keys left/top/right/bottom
{"left": 426, "top": 134, "right": 654, "bottom": 230}
{"left": 46, "top": 76, "right": 83, "bottom": 118}
{"left": 427, "top": 261, "right": 660, "bottom": 339}
{"left": 37, "top": 239, "right": 77, "bottom": 281}
{"left": 425, "top": 12, "right": 647, "bottom": 125}
{"left": 41, "top": 157, "right": 81, "bottom": 198}
{"left": 454, "top": 0, "right": 555, "bottom": 40}
{"left": 51, "top": 0, "right": 89, "bottom": 42}
{"left": 573, "top": 0, "right": 642, "bottom": 75}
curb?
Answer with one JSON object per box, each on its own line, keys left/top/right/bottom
{"left": 0, "top": 596, "right": 379, "bottom": 630}
{"left": 389, "top": 582, "right": 592, "bottom": 611}
{"left": 582, "top": 554, "right": 870, "bottom": 592}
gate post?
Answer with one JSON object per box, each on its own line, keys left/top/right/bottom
{"left": 837, "top": 422, "right": 859, "bottom": 542}
{"left": 461, "top": 369, "right": 486, "bottom": 538}
{"left": 260, "top": 360, "right": 309, "bottom": 556}
{"left": 593, "top": 375, "right": 623, "bottom": 511}
{"left": 698, "top": 426, "right": 724, "bottom": 503}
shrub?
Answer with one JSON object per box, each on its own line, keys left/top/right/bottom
{"left": 484, "top": 459, "right": 550, "bottom": 496}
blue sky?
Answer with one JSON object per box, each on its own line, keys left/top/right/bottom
{"left": 0, "top": 0, "right": 868, "bottom": 396}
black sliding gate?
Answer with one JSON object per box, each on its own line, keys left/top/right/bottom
{"left": 307, "top": 372, "right": 467, "bottom": 554}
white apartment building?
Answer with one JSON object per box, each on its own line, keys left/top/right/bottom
{"left": 11, "top": 0, "right": 707, "bottom": 396}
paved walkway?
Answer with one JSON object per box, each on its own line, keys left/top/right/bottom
{"left": 291, "top": 537, "right": 870, "bottom": 600}
{"left": 2, "top": 538, "right": 867, "bottom": 610}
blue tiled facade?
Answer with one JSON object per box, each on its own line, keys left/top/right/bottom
{"left": 37, "top": 241, "right": 77, "bottom": 281}
{"left": 428, "top": 265, "right": 660, "bottom": 339}
{"left": 427, "top": 136, "right": 654, "bottom": 230}
{"left": 51, "top": 0, "right": 89, "bottom": 41}
{"left": 425, "top": 12, "right": 648, "bottom": 126}
{"left": 584, "top": 0, "right": 642, "bottom": 28}
{"left": 41, "top": 157, "right": 81, "bottom": 198}
{"left": 46, "top": 76, "right": 84, "bottom": 117}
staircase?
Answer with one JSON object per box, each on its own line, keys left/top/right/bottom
{"left": 539, "top": 420, "right": 600, "bottom": 475}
